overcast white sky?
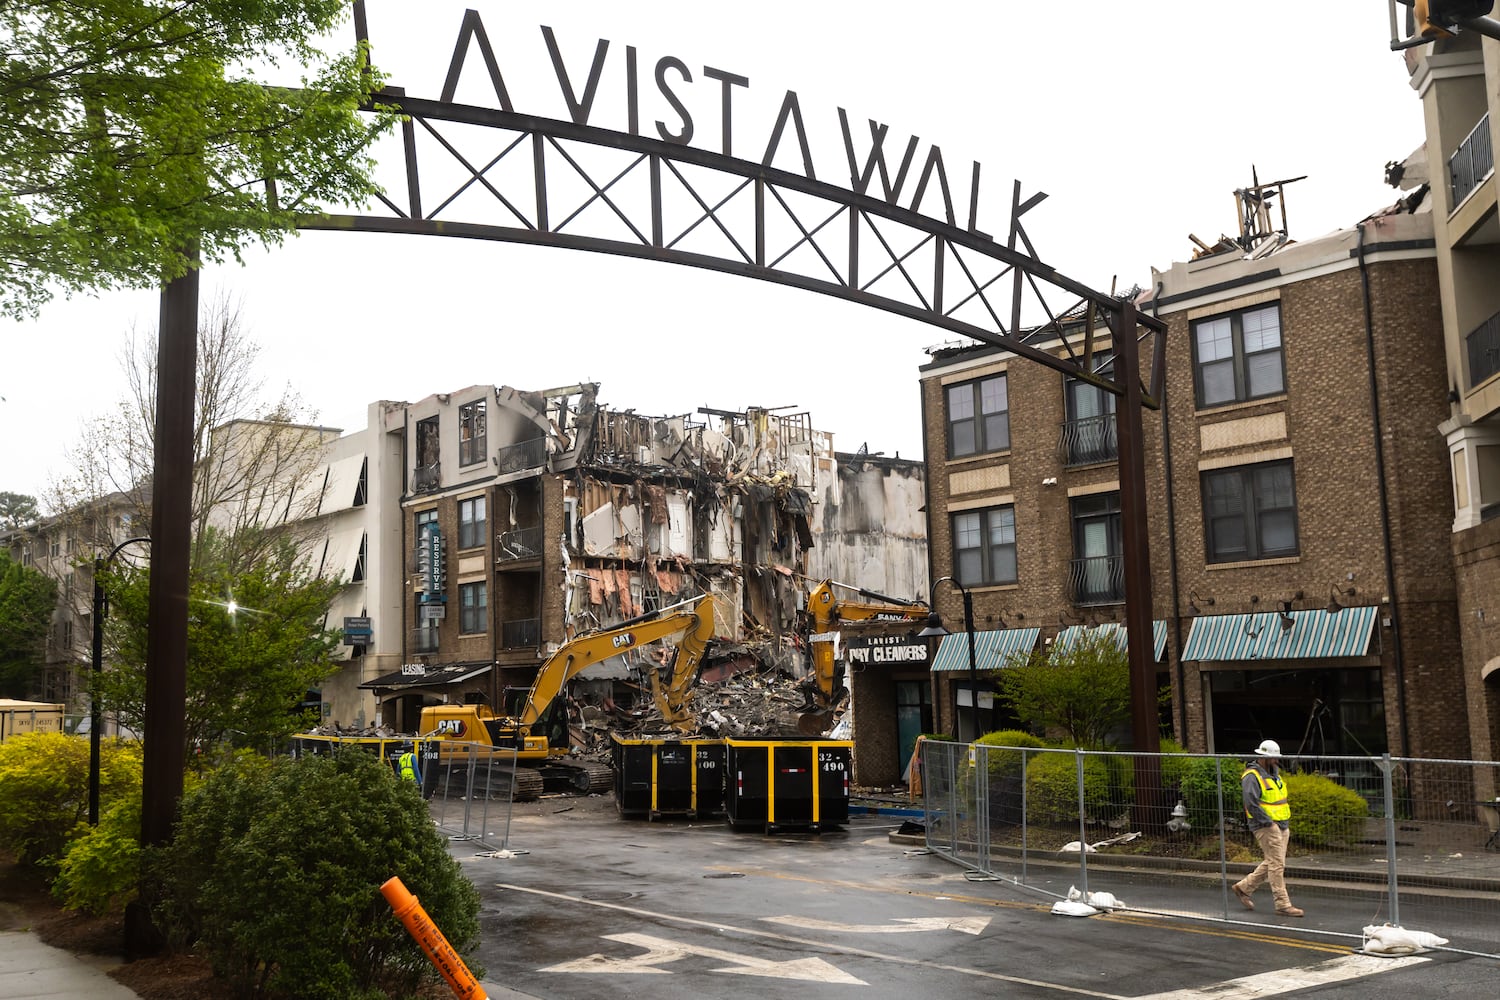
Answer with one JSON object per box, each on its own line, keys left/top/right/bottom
{"left": 2, "top": 1, "right": 1426, "bottom": 504}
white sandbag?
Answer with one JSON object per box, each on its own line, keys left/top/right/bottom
{"left": 1362, "top": 924, "right": 1449, "bottom": 954}
{"left": 1051, "top": 900, "right": 1099, "bottom": 917}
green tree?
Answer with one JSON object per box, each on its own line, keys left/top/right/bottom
{"left": 994, "top": 631, "right": 1133, "bottom": 749}
{"left": 0, "top": 1, "right": 392, "bottom": 319}
{"left": 0, "top": 491, "right": 39, "bottom": 529}
{"left": 0, "top": 550, "right": 59, "bottom": 698}
{"left": 94, "top": 531, "right": 342, "bottom": 750}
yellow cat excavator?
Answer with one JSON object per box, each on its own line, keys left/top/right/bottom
{"left": 799, "top": 579, "right": 927, "bottom": 732}
{"left": 418, "top": 593, "right": 716, "bottom": 794}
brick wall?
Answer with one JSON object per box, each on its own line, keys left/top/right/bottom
{"left": 920, "top": 252, "right": 1465, "bottom": 760}
{"left": 1453, "top": 518, "right": 1500, "bottom": 766}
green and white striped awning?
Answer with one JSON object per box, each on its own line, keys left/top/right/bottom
{"left": 1180, "top": 607, "right": 1379, "bottom": 662}
{"left": 930, "top": 628, "right": 1041, "bottom": 672}
{"left": 1053, "top": 621, "right": 1168, "bottom": 662}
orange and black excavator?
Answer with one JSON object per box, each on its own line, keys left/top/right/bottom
{"left": 798, "top": 579, "right": 927, "bottom": 732}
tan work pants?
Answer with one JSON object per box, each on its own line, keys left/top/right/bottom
{"left": 1243, "top": 823, "right": 1293, "bottom": 909}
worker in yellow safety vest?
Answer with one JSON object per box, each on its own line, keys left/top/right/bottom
{"left": 1231, "top": 739, "right": 1303, "bottom": 917}
{"left": 397, "top": 745, "right": 422, "bottom": 785}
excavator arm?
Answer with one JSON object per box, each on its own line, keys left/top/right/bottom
{"left": 803, "top": 580, "right": 926, "bottom": 722}
{"left": 516, "top": 594, "right": 716, "bottom": 728}
{"left": 647, "top": 595, "right": 717, "bottom": 731}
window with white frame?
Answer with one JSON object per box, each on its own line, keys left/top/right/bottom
{"left": 953, "top": 505, "right": 1017, "bottom": 586}
{"left": 947, "top": 375, "right": 1010, "bottom": 458}
{"left": 1202, "top": 460, "right": 1299, "bottom": 563}
{"left": 1192, "top": 304, "right": 1285, "bottom": 408}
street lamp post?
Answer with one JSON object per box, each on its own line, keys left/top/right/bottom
{"left": 919, "top": 576, "right": 980, "bottom": 741}
{"left": 90, "top": 535, "right": 150, "bottom": 826}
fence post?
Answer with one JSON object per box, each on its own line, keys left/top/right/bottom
{"left": 944, "top": 743, "right": 958, "bottom": 857}
{"left": 1381, "top": 753, "right": 1400, "bottom": 927}
{"left": 1076, "top": 749, "right": 1089, "bottom": 896}
{"left": 976, "top": 743, "right": 990, "bottom": 873}
{"left": 1215, "top": 756, "right": 1229, "bottom": 917}
{"left": 1021, "top": 749, "right": 1030, "bottom": 882}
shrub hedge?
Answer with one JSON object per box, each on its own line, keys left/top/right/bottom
{"left": 148, "top": 750, "right": 481, "bottom": 999}
{"left": 0, "top": 732, "right": 143, "bottom": 867}
{"left": 1285, "top": 771, "right": 1369, "bottom": 848}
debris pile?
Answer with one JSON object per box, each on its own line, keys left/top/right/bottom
{"left": 571, "top": 662, "right": 836, "bottom": 758}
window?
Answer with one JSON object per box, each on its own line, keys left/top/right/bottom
{"left": 351, "top": 534, "right": 366, "bottom": 584}
{"left": 1202, "top": 460, "right": 1299, "bottom": 563}
{"left": 947, "top": 375, "right": 1009, "bottom": 458}
{"left": 49, "top": 537, "right": 60, "bottom": 557}
{"left": 458, "top": 496, "right": 486, "bottom": 550}
{"left": 460, "top": 581, "right": 487, "bottom": 634}
{"left": 415, "top": 416, "right": 440, "bottom": 490}
{"left": 953, "top": 505, "right": 1017, "bottom": 586}
{"left": 1192, "top": 304, "right": 1285, "bottom": 407}
{"left": 353, "top": 457, "right": 368, "bottom": 507}
{"left": 414, "top": 509, "right": 437, "bottom": 572}
{"left": 1071, "top": 492, "right": 1123, "bottom": 603}
{"left": 1062, "top": 354, "right": 1117, "bottom": 465}
{"left": 459, "top": 399, "right": 487, "bottom": 466}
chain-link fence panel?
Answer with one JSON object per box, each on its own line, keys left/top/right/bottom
{"left": 421, "top": 740, "right": 522, "bottom": 855}
{"left": 919, "top": 740, "right": 1500, "bottom": 957}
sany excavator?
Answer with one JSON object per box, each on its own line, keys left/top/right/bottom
{"left": 798, "top": 579, "right": 928, "bottom": 732}
{"left": 418, "top": 593, "right": 716, "bottom": 796}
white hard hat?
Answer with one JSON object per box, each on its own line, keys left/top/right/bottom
{"left": 1254, "top": 739, "right": 1282, "bottom": 758}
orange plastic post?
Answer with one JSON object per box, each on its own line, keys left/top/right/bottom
{"left": 380, "top": 876, "right": 488, "bottom": 1000}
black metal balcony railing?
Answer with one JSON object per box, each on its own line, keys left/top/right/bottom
{"left": 410, "top": 627, "right": 440, "bottom": 654}
{"left": 501, "top": 617, "right": 540, "bottom": 650}
{"left": 414, "top": 462, "right": 441, "bottom": 492}
{"left": 1466, "top": 310, "right": 1500, "bottom": 388}
{"left": 1450, "top": 112, "right": 1493, "bottom": 208}
{"left": 495, "top": 438, "right": 547, "bottom": 475}
{"left": 1058, "top": 413, "right": 1118, "bottom": 466}
{"left": 1067, "top": 554, "right": 1125, "bottom": 605}
{"left": 496, "top": 526, "right": 543, "bottom": 562}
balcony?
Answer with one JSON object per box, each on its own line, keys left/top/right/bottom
{"left": 1450, "top": 112, "right": 1493, "bottom": 208}
{"left": 410, "top": 627, "right": 440, "bottom": 654}
{"left": 1466, "top": 309, "right": 1500, "bottom": 388}
{"left": 1058, "top": 413, "right": 1118, "bottom": 466}
{"left": 1067, "top": 554, "right": 1125, "bottom": 605}
{"left": 496, "top": 525, "right": 543, "bottom": 562}
{"left": 501, "top": 617, "right": 540, "bottom": 650}
{"left": 414, "top": 462, "right": 441, "bottom": 493}
{"left": 495, "top": 438, "right": 547, "bottom": 475}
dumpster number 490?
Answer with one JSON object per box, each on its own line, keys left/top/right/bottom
{"left": 818, "top": 753, "right": 845, "bottom": 772}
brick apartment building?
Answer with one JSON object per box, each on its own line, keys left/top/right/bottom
{"left": 919, "top": 189, "right": 1466, "bottom": 782}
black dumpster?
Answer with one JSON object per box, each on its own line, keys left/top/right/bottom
{"left": 724, "top": 738, "right": 852, "bottom": 832}
{"left": 611, "top": 733, "right": 726, "bottom": 820}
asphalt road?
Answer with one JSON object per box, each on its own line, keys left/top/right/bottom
{"left": 451, "top": 800, "right": 1495, "bottom": 999}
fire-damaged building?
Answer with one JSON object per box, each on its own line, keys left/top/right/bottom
{"left": 346, "top": 382, "right": 927, "bottom": 784}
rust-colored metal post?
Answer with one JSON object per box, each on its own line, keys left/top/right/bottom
{"left": 1112, "top": 300, "right": 1164, "bottom": 830}
{"left": 127, "top": 266, "right": 198, "bottom": 956}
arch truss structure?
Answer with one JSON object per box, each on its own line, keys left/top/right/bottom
{"left": 306, "top": 92, "right": 1165, "bottom": 401}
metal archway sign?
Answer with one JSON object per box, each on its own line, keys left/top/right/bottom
{"left": 139, "top": 2, "right": 1170, "bottom": 860}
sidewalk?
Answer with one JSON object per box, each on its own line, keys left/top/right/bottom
{"left": 0, "top": 929, "right": 541, "bottom": 1000}
{"left": 0, "top": 931, "right": 140, "bottom": 999}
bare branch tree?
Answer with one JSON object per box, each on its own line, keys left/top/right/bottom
{"left": 46, "top": 290, "right": 332, "bottom": 574}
